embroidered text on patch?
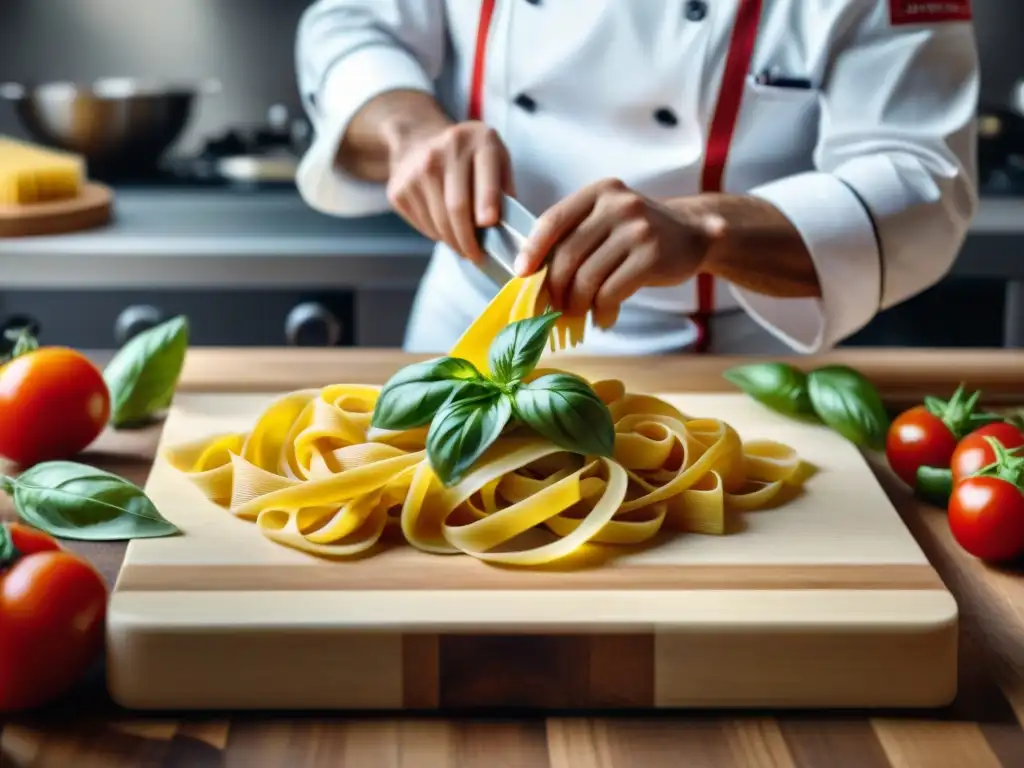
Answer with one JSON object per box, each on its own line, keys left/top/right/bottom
{"left": 890, "top": 1, "right": 972, "bottom": 25}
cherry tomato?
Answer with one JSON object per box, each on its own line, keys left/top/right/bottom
{"left": 0, "top": 523, "right": 108, "bottom": 712}
{"left": 886, "top": 405, "right": 958, "bottom": 486}
{"left": 950, "top": 422, "right": 1024, "bottom": 484}
{"left": 948, "top": 476, "right": 1024, "bottom": 562}
{"left": 0, "top": 346, "right": 110, "bottom": 466}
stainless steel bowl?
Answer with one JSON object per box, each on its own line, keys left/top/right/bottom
{"left": 0, "top": 77, "right": 220, "bottom": 173}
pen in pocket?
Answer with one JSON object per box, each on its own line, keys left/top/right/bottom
{"left": 754, "top": 69, "right": 813, "bottom": 89}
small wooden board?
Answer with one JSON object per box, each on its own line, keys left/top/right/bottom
{"left": 107, "top": 392, "right": 957, "bottom": 711}
{"left": 0, "top": 182, "right": 113, "bottom": 237}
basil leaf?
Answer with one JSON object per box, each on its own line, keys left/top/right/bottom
{"left": 722, "top": 362, "right": 814, "bottom": 417}
{"left": 104, "top": 315, "right": 189, "bottom": 428}
{"left": 426, "top": 388, "right": 512, "bottom": 487}
{"left": 915, "top": 465, "right": 953, "bottom": 508}
{"left": 488, "top": 312, "right": 561, "bottom": 384}
{"left": 514, "top": 373, "right": 615, "bottom": 458}
{"left": 807, "top": 365, "right": 889, "bottom": 450}
{"left": 372, "top": 356, "right": 483, "bottom": 430}
{"left": 0, "top": 461, "right": 179, "bottom": 541}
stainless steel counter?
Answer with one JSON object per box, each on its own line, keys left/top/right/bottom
{"left": 1, "top": 189, "right": 1023, "bottom": 346}
{"left": 2, "top": 189, "right": 1023, "bottom": 287}
{"left": 0, "top": 190, "right": 432, "bottom": 289}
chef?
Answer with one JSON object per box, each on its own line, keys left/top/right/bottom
{"left": 295, "top": 0, "right": 979, "bottom": 355}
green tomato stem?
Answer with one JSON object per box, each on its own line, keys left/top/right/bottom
{"left": 923, "top": 383, "right": 1003, "bottom": 440}
{"left": 976, "top": 436, "right": 1024, "bottom": 488}
{"left": 0, "top": 327, "right": 39, "bottom": 364}
{"left": 0, "top": 524, "right": 21, "bottom": 568}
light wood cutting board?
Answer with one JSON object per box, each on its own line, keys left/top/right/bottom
{"left": 107, "top": 392, "right": 957, "bottom": 711}
{"left": 0, "top": 182, "right": 113, "bottom": 237}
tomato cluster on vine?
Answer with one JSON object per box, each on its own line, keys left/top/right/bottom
{"left": 886, "top": 385, "right": 1024, "bottom": 563}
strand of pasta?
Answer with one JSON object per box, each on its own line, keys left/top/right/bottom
{"left": 165, "top": 268, "right": 804, "bottom": 565}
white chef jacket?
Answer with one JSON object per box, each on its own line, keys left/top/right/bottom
{"left": 294, "top": 0, "right": 979, "bottom": 355}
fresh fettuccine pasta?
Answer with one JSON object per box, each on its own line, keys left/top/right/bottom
{"left": 166, "top": 267, "right": 804, "bottom": 565}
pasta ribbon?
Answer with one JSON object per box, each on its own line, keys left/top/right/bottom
{"left": 166, "top": 269, "right": 805, "bottom": 565}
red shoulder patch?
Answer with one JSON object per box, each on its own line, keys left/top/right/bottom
{"left": 890, "top": 1, "right": 972, "bottom": 25}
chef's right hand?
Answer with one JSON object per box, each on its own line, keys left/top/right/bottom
{"left": 385, "top": 121, "right": 514, "bottom": 263}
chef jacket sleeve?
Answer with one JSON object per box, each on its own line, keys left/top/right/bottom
{"left": 294, "top": 0, "right": 446, "bottom": 217}
{"left": 733, "top": 5, "right": 979, "bottom": 353}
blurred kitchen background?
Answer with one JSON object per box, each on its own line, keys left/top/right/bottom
{"left": 0, "top": 0, "right": 1022, "bottom": 350}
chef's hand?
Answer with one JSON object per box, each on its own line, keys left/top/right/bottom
{"left": 514, "top": 179, "right": 726, "bottom": 329}
{"left": 385, "top": 120, "right": 514, "bottom": 263}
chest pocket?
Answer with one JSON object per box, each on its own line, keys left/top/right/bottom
{"left": 726, "top": 75, "right": 821, "bottom": 191}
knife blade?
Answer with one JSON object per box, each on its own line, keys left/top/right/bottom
{"left": 475, "top": 194, "right": 536, "bottom": 286}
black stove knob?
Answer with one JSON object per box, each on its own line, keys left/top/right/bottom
{"left": 115, "top": 305, "right": 164, "bottom": 347}
{"left": 285, "top": 302, "right": 342, "bottom": 347}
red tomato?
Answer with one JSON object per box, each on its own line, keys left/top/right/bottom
{"left": 0, "top": 346, "right": 111, "bottom": 466}
{"left": 0, "top": 523, "right": 108, "bottom": 712}
{"left": 886, "top": 405, "right": 958, "bottom": 486}
{"left": 948, "top": 476, "right": 1024, "bottom": 562}
{"left": 950, "top": 422, "right": 1024, "bottom": 484}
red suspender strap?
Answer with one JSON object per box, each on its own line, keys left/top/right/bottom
{"left": 468, "top": 0, "right": 763, "bottom": 353}
{"left": 693, "top": 0, "right": 764, "bottom": 353}
{"left": 467, "top": 0, "right": 498, "bottom": 121}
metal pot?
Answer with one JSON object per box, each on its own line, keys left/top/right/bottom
{"left": 0, "top": 77, "right": 220, "bottom": 174}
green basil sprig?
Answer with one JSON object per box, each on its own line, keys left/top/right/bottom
{"left": 721, "top": 362, "right": 814, "bottom": 417}
{"left": 372, "top": 356, "right": 483, "bottom": 430}
{"left": 427, "top": 385, "right": 512, "bottom": 486}
{"left": 515, "top": 373, "right": 615, "bottom": 457}
{"left": 0, "top": 461, "right": 179, "bottom": 541}
{"left": 724, "top": 361, "right": 889, "bottom": 450}
{"left": 488, "top": 313, "right": 560, "bottom": 385}
{"left": 104, "top": 315, "right": 189, "bottom": 428}
{"left": 372, "top": 311, "right": 615, "bottom": 487}
{"left": 807, "top": 366, "right": 889, "bottom": 451}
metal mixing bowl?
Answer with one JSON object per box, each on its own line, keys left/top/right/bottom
{"left": 0, "top": 77, "right": 220, "bottom": 174}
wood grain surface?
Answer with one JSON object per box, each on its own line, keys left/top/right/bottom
{"left": 113, "top": 562, "right": 945, "bottom": 592}
{"left": 107, "top": 390, "right": 957, "bottom": 711}
{"left": 1, "top": 349, "right": 1023, "bottom": 767}
{"left": 173, "top": 347, "right": 1024, "bottom": 405}
{"left": 0, "top": 182, "right": 113, "bottom": 238}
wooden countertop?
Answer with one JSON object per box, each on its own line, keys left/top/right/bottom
{"left": 174, "top": 347, "right": 1024, "bottom": 403}
{"left": 2, "top": 348, "right": 1024, "bottom": 768}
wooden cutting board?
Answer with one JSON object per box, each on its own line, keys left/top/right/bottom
{"left": 107, "top": 392, "right": 957, "bottom": 711}
{"left": 0, "top": 182, "right": 112, "bottom": 237}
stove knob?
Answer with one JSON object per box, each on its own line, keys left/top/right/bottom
{"left": 267, "top": 104, "right": 290, "bottom": 133}
{"left": 115, "top": 305, "right": 164, "bottom": 346}
{"left": 285, "top": 302, "right": 342, "bottom": 347}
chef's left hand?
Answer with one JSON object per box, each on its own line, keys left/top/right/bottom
{"left": 514, "top": 179, "right": 725, "bottom": 329}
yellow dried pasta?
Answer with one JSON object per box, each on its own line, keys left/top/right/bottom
{"left": 166, "top": 267, "right": 804, "bottom": 565}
